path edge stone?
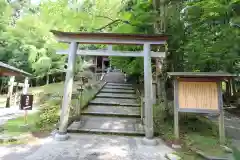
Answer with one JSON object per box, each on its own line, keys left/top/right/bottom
{"left": 165, "top": 153, "right": 181, "bottom": 160}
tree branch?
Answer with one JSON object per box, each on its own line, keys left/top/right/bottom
{"left": 95, "top": 15, "right": 115, "bottom": 21}
{"left": 95, "top": 19, "right": 121, "bottom": 31}
{"left": 94, "top": 19, "right": 134, "bottom": 31}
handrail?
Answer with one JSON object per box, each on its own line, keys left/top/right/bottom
{"left": 95, "top": 72, "right": 106, "bottom": 81}
{"left": 136, "top": 86, "right": 144, "bottom": 125}
{"left": 100, "top": 72, "right": 106, "bottom": 81}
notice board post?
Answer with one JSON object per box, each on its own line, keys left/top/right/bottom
{"left": 168, "top": 72, "right": 236, "bottom": 145}
{"left": 20, "top": 77, "right": 33, "bottom": 125}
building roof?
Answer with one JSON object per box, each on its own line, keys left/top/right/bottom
{"left": 0, "top": 62, "right": 32, "bottom": 77}
{"left": 167, "top": 72, "right": 236, "bottom": 78}
{"left": 50, "top": 30, "right": 168, "bottom": 45}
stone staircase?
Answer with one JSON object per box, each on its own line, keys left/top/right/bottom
{"left": 67, "top": 82, "right": 145, "bottom": 136}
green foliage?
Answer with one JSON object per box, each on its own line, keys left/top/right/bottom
{"left": 4, "top": 113, "right": 40, "bottom": 135}
{"left": 233, "top": 147, "right": 240, "bottom": 160}
{"left": 35, "top": 99, "right": 61, "bottom": 129}
{"left": 178, "top": 0, "right": 240, "bottom": 72}
{"left": 0, "top": 0, "right": 239, "bottom": 85}
{"left": 110, "top": 0, "right": 156, "bottom": 76}
{"left": 153, "top": 103, "right": 227, "bottom": 158}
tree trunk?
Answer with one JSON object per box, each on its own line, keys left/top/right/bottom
{"left": 153, "top": 0, "right": 167, "bottom": 104}
{"left": 232, "top": 79, "right": 237, "bottom": 98}
{"left": 0, "top": 79, "right": 3, "bottom": 94}
{"left": 226, "top": 80, "right": 231, "bottom": 106}
{"left": 46, "top": 74, "right": 49, "bottom": 85}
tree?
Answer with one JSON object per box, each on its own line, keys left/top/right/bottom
{"left": 181, "top": 0, "right": 240, "bottom": 73}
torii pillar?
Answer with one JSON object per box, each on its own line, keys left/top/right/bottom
{"left": 55, "top": 42, "right": 78, "bottom": 141}
{"left": 142, "top": 43, "right": 158, "bottom": 145}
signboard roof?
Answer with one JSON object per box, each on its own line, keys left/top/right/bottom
{"left": 0, "top": 62, "right": 32, "bottom": 77}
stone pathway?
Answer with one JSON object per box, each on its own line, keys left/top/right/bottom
{"left": 1, "top": 133, "right": 173, "bottom": 160}
{"left": 101, "top": 88, "right": 135, "bottom": 94}
{"left": 96, "top": 93, "right": 137, "bottom": 99}
{"left": 103, "top": 72, "right": 125, "bottom": 83}
{"left": 68, "top": 82, "right": 144, "bottom": 136}
{"left": 85, "top": 105, "right": 140, "bottom": 117}
{"left": 90, "top": 97, "right": 139, "bottom": 107}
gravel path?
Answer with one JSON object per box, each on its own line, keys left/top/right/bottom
{"left": 1, "top": 134, "right": 173, "bottom": 160}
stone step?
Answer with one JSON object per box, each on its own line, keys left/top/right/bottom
{"left": 68, "top": 116, "right": 144, "bottom": 136}
{"left": 101, "top": 88, "right": 135, "bottom": 94}
{"left": 89, "top": 97, "right": 140, "bottom": 107}
{"left": 96, "top": 93, "right": 137, "bottom": 99}
{"left": 107, "top": 83, "right": 132, "bottom": 86}
{"left": 83, "top": 105, "right": 140, "bottom": 117}
{"left": 104, "top": 85, "right": 134, "bottom": 90}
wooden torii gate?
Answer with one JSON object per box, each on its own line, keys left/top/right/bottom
{"left": 51, "top": 30, "right": 168, "bottom": 145}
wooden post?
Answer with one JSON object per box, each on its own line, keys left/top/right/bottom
{"left": 24, "top": 109, "right": 28, "bottom": 124}
{"left": 218, "top": 82, "right": 225, "bottom": 144}
{"left": 77, "top": 86, "right": 83, "bottom": 118}
{"left": 102, "top": 57, "right": 104, "bottom": 73}
{"left": 56, "top": 42, "right": 78, "bottom": 141}
{"left": 142, "top": 43, "right": 158, "bottom": 145}
{"left": 6, "top": 76, "right": 15, "bottom": 108}
{"left": 152, "top": 82, "right": 157, "bottom": 104}
{"left": 95, "top": 56, "right": 97, "bottom": 74}
{"left": 124, "top": 72, "right": 127, "bottom": 83}
{"left": 173, "top": 78, "right": 179, "bottom": 140}
{"left": 23, "top": 77, "right": 29, "bottom": 125}
{"left": 141, "top": 98, "right": 144, "bottom": 125}
{"left": 23, "top": 77, "right": 29, "bottom": 95}
{"left": 108, "top": 45, "right": 112, "bottom": 69}
{"left": 79, "top": 89, "right": 83, "bottom": 116}
{"left": 156, "top": 58, "right": 163, "bottom": 102}
{"left": 14, "top": 83, "right": 19, "bottom": 106}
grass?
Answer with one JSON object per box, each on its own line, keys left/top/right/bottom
{"left": 153, "top": 103, "right": 230, "bottom": 159}
{"left": 2, "top": 80, "right": 104, "bottom": 144}
{"left": 29, "top": 82, "right": 64, "bottom": 95}
{"left": 3, "top": 113, "right": 40, "bottom": 136}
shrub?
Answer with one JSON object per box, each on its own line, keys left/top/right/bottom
{"left": 35, "top": 99, "right": 61, "bottom": 129}
{"left": 153, "top": 101, "right": 218, "bottom": 140}
{"left": 233, "top": 147, "right": 240, "bottom": 160}
{"left": 153, "top": 103, "right": 175, "bottom": 140}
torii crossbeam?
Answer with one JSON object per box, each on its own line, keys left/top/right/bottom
{"left": 51, "top": 30, "right": 168, "bottom": 145}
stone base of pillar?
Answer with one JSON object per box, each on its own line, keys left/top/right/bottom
{"left": 54, "top": 132, "right": 70, "bottom": 141}
{"left": 142, "top": 137, "right": 158, "bottom": 146}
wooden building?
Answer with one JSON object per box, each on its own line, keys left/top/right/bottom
{"left": 0, "top": 62, "right": 31, "bottom": 108}
{"left": 0, "top": 62, "right": 31, "bottom": 77}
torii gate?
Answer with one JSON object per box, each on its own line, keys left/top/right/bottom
{"left": 51, "top": 30, "right": 168, "bottom": 145}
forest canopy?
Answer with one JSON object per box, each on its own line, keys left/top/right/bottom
{"left": 0, "top": 0, "right": 239, "bottom": 81}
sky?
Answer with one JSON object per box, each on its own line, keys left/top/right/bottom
{"left": 31, "top": 0, "right": 41, "bottom": 4}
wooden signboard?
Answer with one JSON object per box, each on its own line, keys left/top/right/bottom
{"left": 171, "top": 76, "right": 226, "bottom": 145}
{"left": 177, "top": 79, "right": 220, "bottom": 113}
{"left": 20, "top": 94, "right": 33, "bottom": 110}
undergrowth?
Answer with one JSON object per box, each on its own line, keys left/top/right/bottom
{"left": 153, "top": 102, "right": 229, "bottom": 158}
